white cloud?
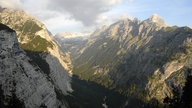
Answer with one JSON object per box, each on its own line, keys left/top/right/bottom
{"left": 119, "top": 13, "right": 133, "bottom": 20}
{"left": 0, "top": 0, "right": 122, "bottom": 34}
{"left": 44, "top": 13, "right": 84, "bottom": 34}
{"left": 47, "top": 0, "right": 121, "bottom": 26}
{"left": 95, "top": 13, "right": 133, "bottom": 28}
{"left": 0, "top": 0, "right": 23, "bottom": 9}
{"left": 104, "top": 0, "right": 121, "bottom": 5}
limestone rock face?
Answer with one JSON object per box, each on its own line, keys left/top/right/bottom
{"left": 0, "top": 24, "right": 66, "bottom": 108}
{"left": 0, "top": 8, "right": 72, "bottom": 96}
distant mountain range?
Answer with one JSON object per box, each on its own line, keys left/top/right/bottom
{"left": 55, "top": 32, "right": 91, "bottom": 39}
{"left": 54, "top": 32, "right": 91, "bottom": 60}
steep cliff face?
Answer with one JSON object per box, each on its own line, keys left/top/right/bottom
{"left": 0, "top": 8, "right": 72, "bottom": 96}
{"left": 72, "top": 14, "right": 192, "bottom": 106}
{"left": 0, "top": 24, "right": 67, "bottom": 108}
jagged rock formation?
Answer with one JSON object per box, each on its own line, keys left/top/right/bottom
{"left": 70, "top": 14, "right": 192, "bottom": 107}
{"left": 0, "top": 23, "right": 66, "bottom": 108}
{"left": 146, "top": 13, "right": 168, "bottom": 27}
{"left": 0, "top": 8, "right": 72, "bottom": 96}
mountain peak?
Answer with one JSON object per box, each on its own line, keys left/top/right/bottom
{"left": 150, "top": 14, "right": 162, "bottom": 21}
{"left": 147, "top": 13, "right": 168, "bottom": 27}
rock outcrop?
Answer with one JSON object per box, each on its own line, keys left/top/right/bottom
{"left": 0, "top": 8, "right": 72, "bottom": 96}
{"left": 0, "top": 23, "right": 66, "bottom": 108}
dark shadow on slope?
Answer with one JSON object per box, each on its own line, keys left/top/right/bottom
{"left": 181, "top": 74, "right": 192, "bottom": 108}
{"left": 0, "top": 84, "right": 25, "bottom": 108}
{"left": 24, "top": 50, "right": 51, "bottom": 76}
{"left": 0, "top": 23, "right": 15, "bottom": 32}
{"left": 63, "top": 75, "right": 148, "bottom": 108}
{"left": 163, "top": 69, "right": 192, "bottom": 108}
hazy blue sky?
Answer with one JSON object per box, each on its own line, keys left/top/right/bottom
{"left": 114, "top": 0, "right": 192, "bottom": 27}
{"left": 0, "top": 0, "right": 191, "bottom": 34}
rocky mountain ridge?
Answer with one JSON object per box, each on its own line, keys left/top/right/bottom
{"left": 0, "top": 8, "right": 72, "bottom": 93}
{"left": 70, "top": 14, "right": 192, "bottom": 107}
{"left": 0, "top": 8, "right": 74, "bottom": 107}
